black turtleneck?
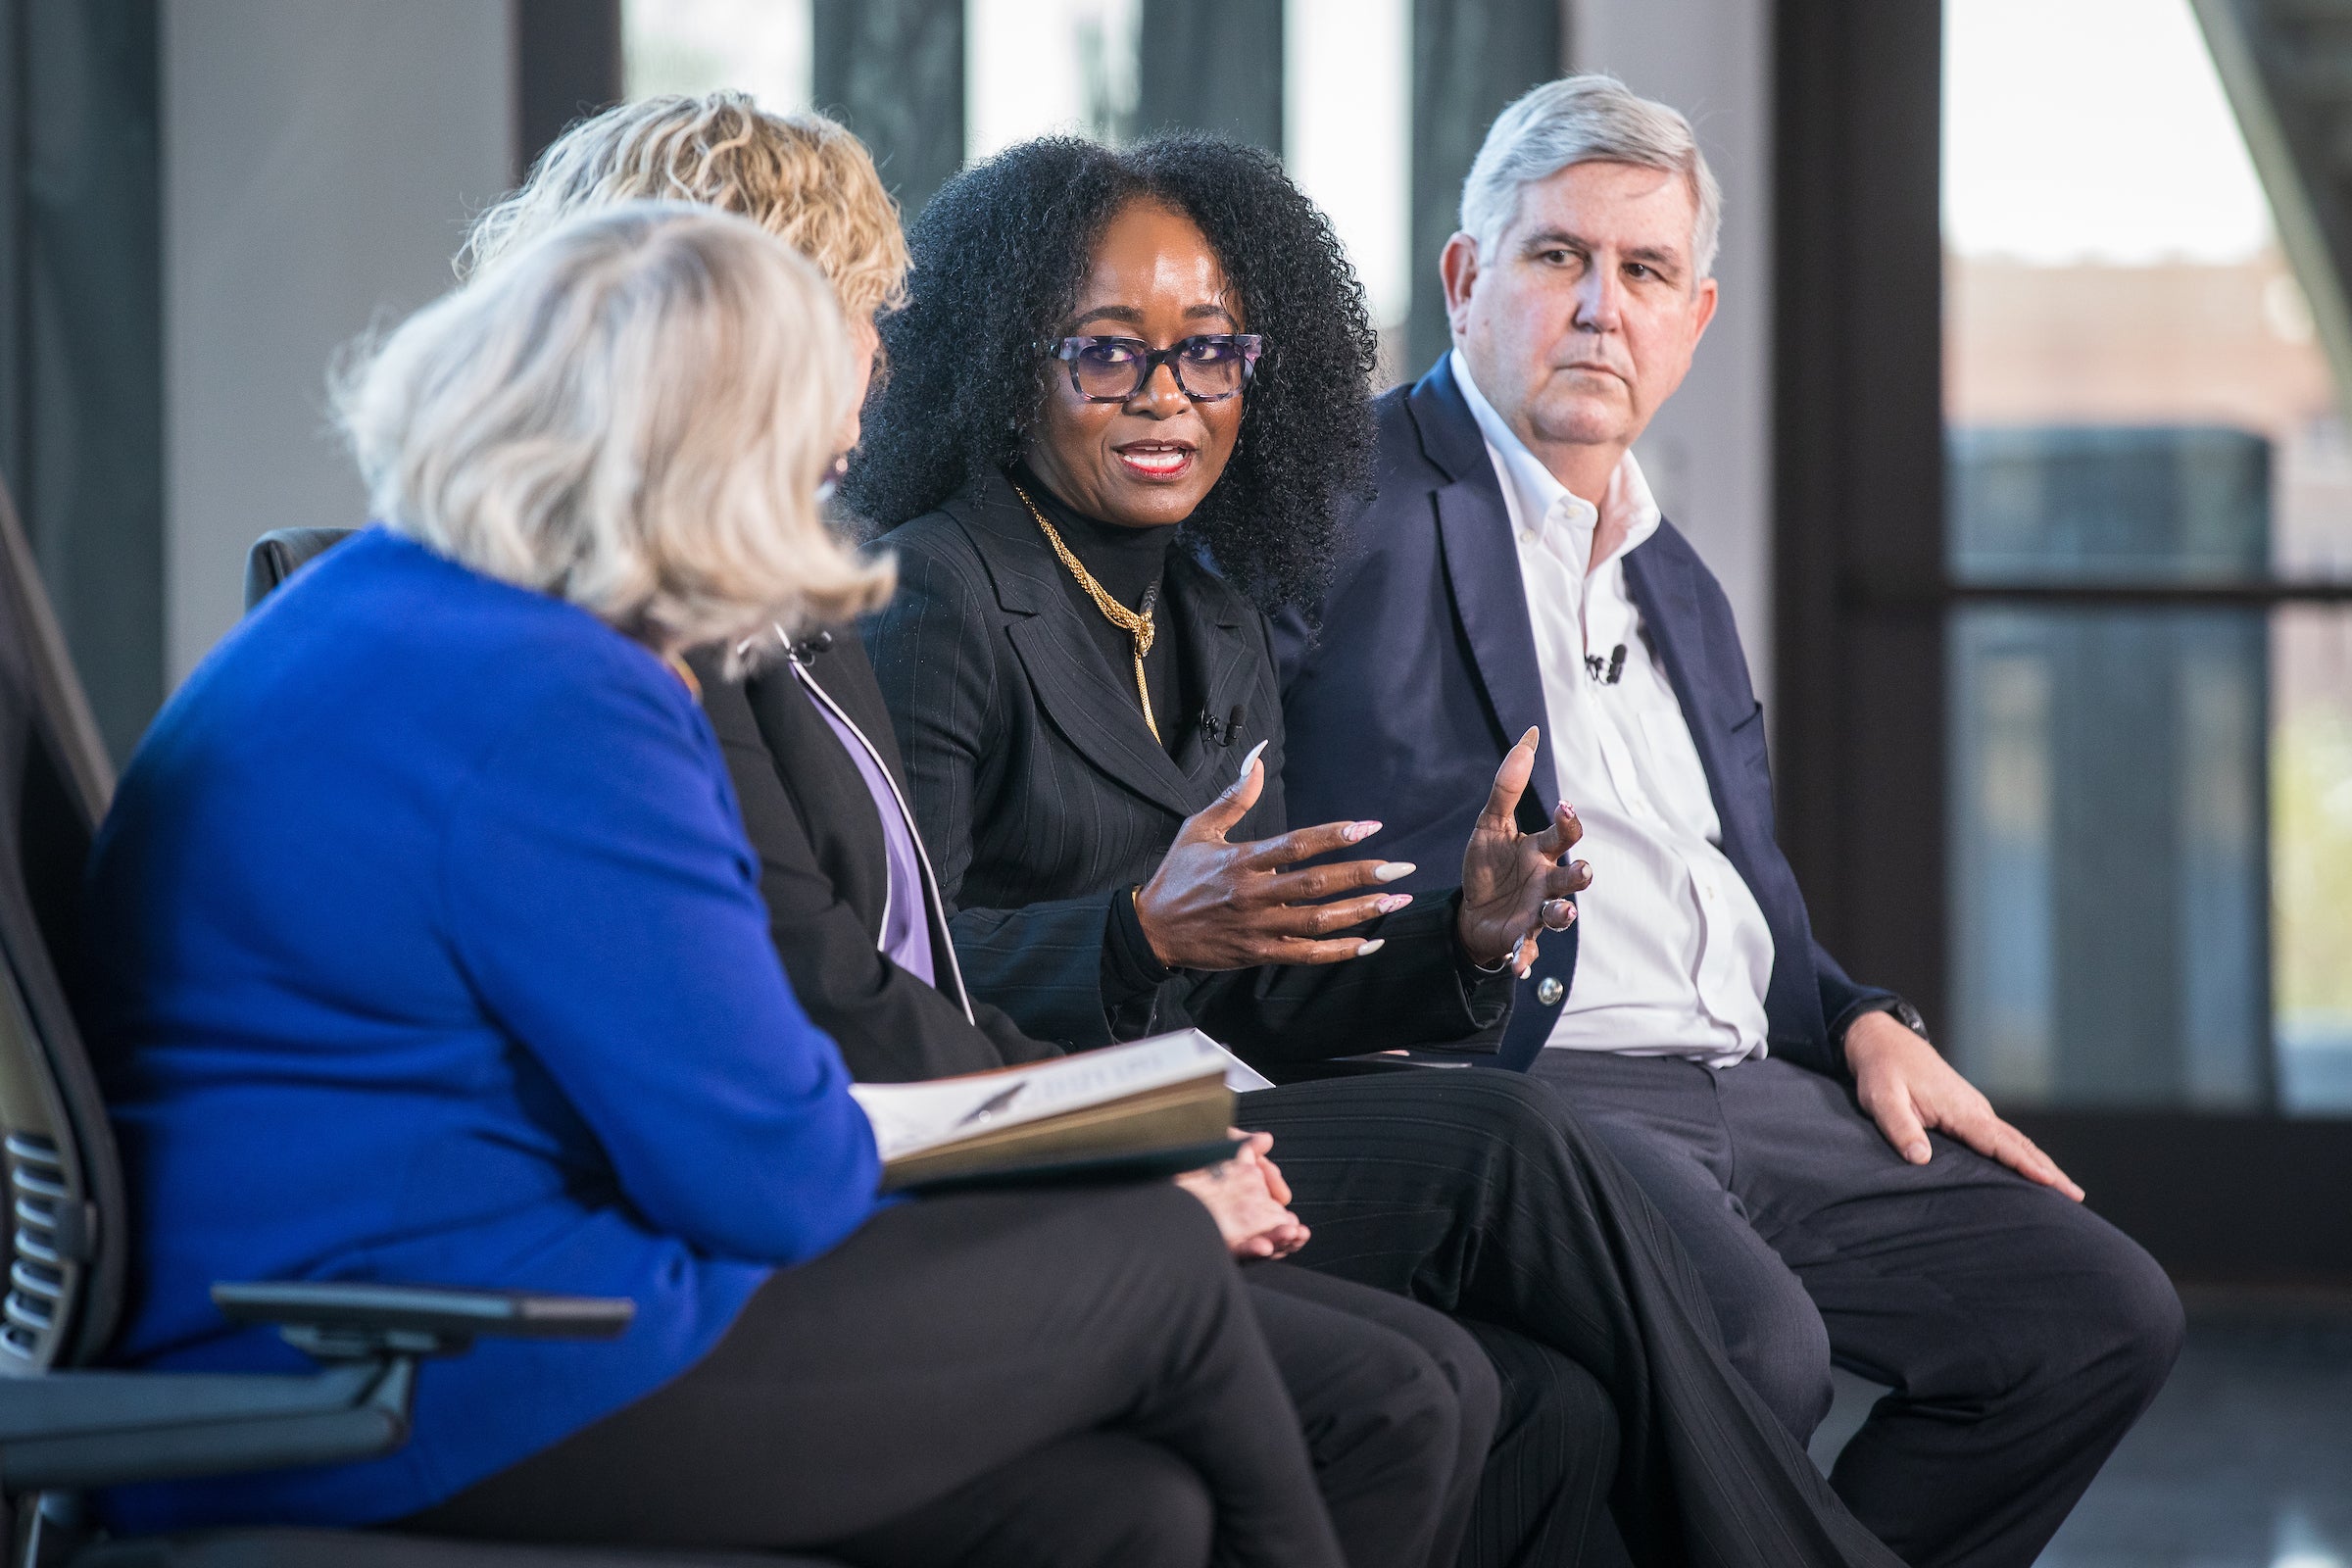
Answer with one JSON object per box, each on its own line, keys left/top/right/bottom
{"left": 1009, "top": 465, "right": 1188, "bottom": 758}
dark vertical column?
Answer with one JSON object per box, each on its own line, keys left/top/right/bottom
{"left": 4, "top": 0, "right": 163, "bottom": 765}
{"left": 1407, "top": 0, "right": 1563, "bottom": 374}
{"left": 813, "top": 0, "right": 964, "bottom": 218}
{"left": 1136, "top": 0, "right": 1282, "bottom": 151}
{"left": 514, "top": 0, "right": 623, "bottom": 178}
{"left": 0, "top": 0, "right": 22, "bottom": 507}
{"left": 1772, "top": 1, "right": 1948, "bottom": 1024}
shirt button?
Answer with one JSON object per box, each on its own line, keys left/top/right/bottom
{"left": 1536, "top": 977, "right": 1565, "bottom": 1006}
{"left": 1519, "top": 529, "right": 1538, "bottom": 545}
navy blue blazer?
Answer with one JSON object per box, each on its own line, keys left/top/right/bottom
{"left": 1273, "top": 358, "right": 1895, "bottom": 1075}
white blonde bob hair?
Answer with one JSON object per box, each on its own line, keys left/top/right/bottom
{"left": 334, "top": 199, "right": 892, "bottom": 664}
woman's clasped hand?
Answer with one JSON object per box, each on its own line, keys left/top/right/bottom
{"left": 1134, "top": 728, "right": 1592, "bottom": 978}
{"left": 1174, "top": 1130, "right": 1310, "bottom": 1260}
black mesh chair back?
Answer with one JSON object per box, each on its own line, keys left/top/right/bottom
{"left": 244, "top": 529, "right": 355, "bottom": 612}
{"left": 0, "top": 473, "right": 128, "bottom": 1374}
{"left": 0, "top": 487, "right": 830, "bottom": 1568}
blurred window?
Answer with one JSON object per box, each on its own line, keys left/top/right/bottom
{"left": 622, "top": 0, "right": 811, "bottom": 111}
{"left": 965, "top": 0, "right": 1140, "bottom": 158}
{"left": 1942, "top": 0, "right": 2352, "bottom": 1114}
{"left": 624, "top": 3, "right": 1412, "bottom": 377}
{"left": 1286, "top": 0, "right": 1410, "bottom": 382}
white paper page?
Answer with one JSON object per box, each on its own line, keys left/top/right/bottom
{"left": 1215, "top": 1047, "right": 1275, "bottom": 1093}
{"left": 851, "top": 1029, "right": 1231, "bottom": 1161}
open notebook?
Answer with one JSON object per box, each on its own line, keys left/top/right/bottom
{"left": 850, "top": 1029, "right": 1270, "bottom": 1192}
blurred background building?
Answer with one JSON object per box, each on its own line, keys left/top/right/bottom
{"left": 2, "top": 1, "right": 2349, "bottom": 1561}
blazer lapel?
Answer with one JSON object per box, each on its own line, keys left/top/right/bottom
{"left": 1168, "top": 553, "right": 1256, "bottom": 802}
{"left": 1622, "top": 530, "right": 1742, "bottom": 797}
{"left": 952, "top": 474, "right": 1200, "bottom": 819}
{"left": 1413, "top": 362, "right": 1560, "bottom": 812}
{"left": 783, "top": 652, "right": 978, "bottom": 1023}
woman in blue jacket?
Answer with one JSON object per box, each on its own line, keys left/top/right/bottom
{"left": 76, "top": 200, "right": 1344, "bottom": 1568}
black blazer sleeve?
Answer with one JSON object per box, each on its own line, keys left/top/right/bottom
{"left": 1174, "top": 612, "right": 1513, "bottom": 1061}
{"left": 1181, "top": 897, "right": 1511, "bottom": 1063}
{"left": 693, "top": 650, "right": 1054, "bottom": 1083}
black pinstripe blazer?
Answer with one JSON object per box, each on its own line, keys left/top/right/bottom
{"left": 862, "top": 468, "right": 1512, "bottom": 1064}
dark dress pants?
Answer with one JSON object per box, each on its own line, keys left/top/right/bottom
{"left": 403, "top": 1185, "right": 1345, "bottom": 1568}
{"left": 1244, "top": 1260, "right": 1491, "bottom": 1568}
{"left": 1529, "top": 1050, "right": 2186, "bottom": 1568}
{"left": 1454, "top": 1319, "right": 1632, "bottom": 1568}
{"left": 1252, "top": 1260, "right": 1631, "bottom": 1568}
{"left": 1236, "top": 1067, "right": 1907, "bottom": 1568}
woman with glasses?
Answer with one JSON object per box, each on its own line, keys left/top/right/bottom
{"left": 853, "top": 134, "right": 1912, "bottom": 1568}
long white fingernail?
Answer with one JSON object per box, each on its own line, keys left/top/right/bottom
{"left": 1373, "top": 861, "right": 1416, "bottom": 883}
{"left": 1354, "top": 939, "right": 1385, "bottom": 956}
{"left": 1234, "top": 739, "right": 1268, "bottom": 787}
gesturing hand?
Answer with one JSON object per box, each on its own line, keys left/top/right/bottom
{"left": 1174, "top": 1129, "right": 1310, "bottom": 1260}
{"left": 1134, "top": 747, "right": 1419, "bottom": 971}
{"left": 1845, "top": 1010, "right": 2084, "bottom": 1200}
{"left": 1457, "top": 728, "right": 1591, "bottom": 974}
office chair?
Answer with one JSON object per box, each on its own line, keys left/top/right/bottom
{"left": 0, "top": 485, "right": 838, "bottom": 1567}
{"left": 242, "top": 530, "right": 355, "bottom": 612}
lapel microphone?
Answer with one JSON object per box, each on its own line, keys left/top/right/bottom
{"left": 1584, "top": 644, "right": 1627, "bottom": 685}
{"left": 1201, "top": 704, "right": 1248, "bottom": 746}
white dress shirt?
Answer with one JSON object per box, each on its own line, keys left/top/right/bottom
{"left": 1451, "top": 351, "right": 1776, "bottom": 1066}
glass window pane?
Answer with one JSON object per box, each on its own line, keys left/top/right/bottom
{"left": 1943, "top": 0, "right": 2352, "bottom": 1117}
{"left": 1286, "top": 0, "right": 1410, "bottom": 384}
{"left": 1942, "top": 0, "right": 2349, "bottom": 585}
{"left": 1947, "top": 605, "right": 2272, "bottom": 1110}
{"left": 965, "top": 0, "right": 1140, "bottom": 160}
{"left": 1948, "top": 603, "right": 2352, "bottom": 1115}
{"left": 623, "top": 0, "right": 811, "bottom": 112}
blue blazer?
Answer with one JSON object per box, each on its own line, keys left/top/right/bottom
{"left": 1273, "top": 359, "right": 1893, "bottom": 1075}
{"left": 78, "top": 528, "right": 880, "bottom": 1531}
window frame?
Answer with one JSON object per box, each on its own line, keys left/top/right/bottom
{"left": 1773, "top": 0, "right": 2352, "bottom": 1283}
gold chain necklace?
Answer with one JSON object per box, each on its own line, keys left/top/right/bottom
{"left": 1012, "top": 481, "right": 1161, "bottom": 742}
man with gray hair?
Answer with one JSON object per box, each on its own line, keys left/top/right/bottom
{"left": 1275, "top": 74, "right": 2182, "bottom": 1568}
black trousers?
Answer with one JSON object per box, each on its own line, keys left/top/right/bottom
{"left": 1455, "top": 1319, "right": 1631, "bottom": 1568}
{"left": 1252, "top": 1259, "right": 1633, "bottom": 1568}
{"left": 1237, "top": 1066, "right": 1907, "bottom": 1568}
{"left": 1242, "top": 1260, "right": 1492, "bottom": 1568}
{"left": 1530, "top": 1051, "right": 2185, "bottom": 1568}
{"left": 404, "top": 1185, "right": 1347, "bottom": 1568}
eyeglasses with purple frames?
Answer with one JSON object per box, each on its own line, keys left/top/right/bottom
{"left": 1048, "top": 334, "right": 1265, "bottom": 403}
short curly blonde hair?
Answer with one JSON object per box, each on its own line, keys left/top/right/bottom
{"left": 342, "top": 201, "right": 893, "bottom": 663}
{"left": 461, "top": 92, "right": 909, "bottom": 325}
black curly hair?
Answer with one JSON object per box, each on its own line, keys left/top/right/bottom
{"left": 841, "top": 133, "right": 1379, "bottom": 612}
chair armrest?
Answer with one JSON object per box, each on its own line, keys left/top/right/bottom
{"left": 211, "top": 1282, "right": 633, "bottom": 1360}
{"left": 0, "top": 1286, "right": 631, "bottom": 1494}
{"left": 0, "top": 1362, "right": 407, "bottom": 1491}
